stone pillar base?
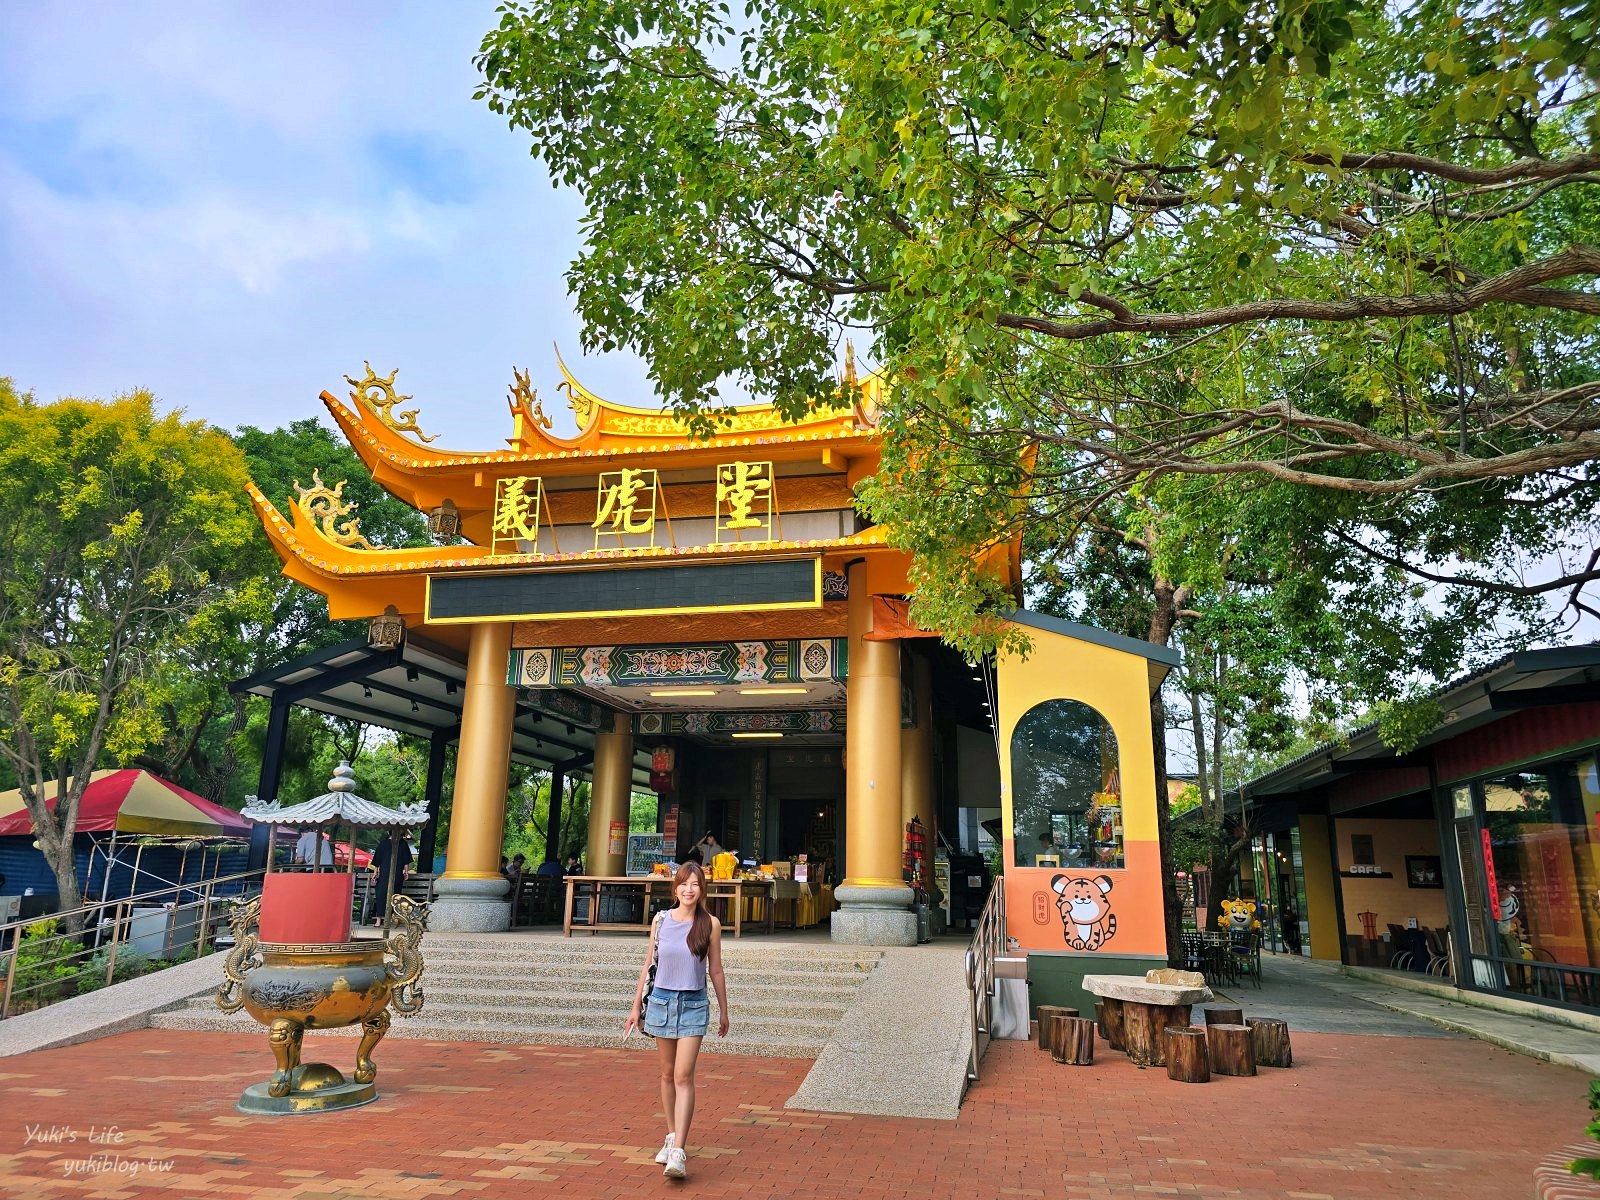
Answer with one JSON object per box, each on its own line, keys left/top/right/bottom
{"left": 428, "top": 876, "right": 510, "bottom": 934}
{"left": 830, "top": 883, "right": 919, "bottom": 947}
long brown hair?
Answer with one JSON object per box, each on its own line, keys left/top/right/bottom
{"left": 672, "top": 861, "right": 713, "bottom": 959}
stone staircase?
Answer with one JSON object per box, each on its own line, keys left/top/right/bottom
{"left": 149, "top": 934, "right": 882, "bottom": 1059}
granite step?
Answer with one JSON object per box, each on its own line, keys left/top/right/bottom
{"left": 148, "top": 1006, "right": 827, "bottom": 1057}
{"left": 162, "top": 986, "right": 842, "bottom": 1022}
{"left": 420, "top": 985, "right": 849, "bottom": 1018}
{"left": 151, "top": 935, "right": 876, "bottom": 1059}
{"left": 417, "top": 962, "right": 869, "bottom": 992}
{"left": 416, "top": 999, "right": 837, "bottom": 1036}
{"left": 421, "top": 945, "right": 881, "bottom": 974}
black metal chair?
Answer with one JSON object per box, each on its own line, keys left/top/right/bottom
{"left": 1230, "top": 930, "right": 1262, "bottom": 988}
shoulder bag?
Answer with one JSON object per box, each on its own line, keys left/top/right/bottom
{"left": 635, "top": 911, "right": 663, "bottom": 1038}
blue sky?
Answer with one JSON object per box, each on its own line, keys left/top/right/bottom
{"left": 0, "top": 2, "right": 651, "bottom": 446}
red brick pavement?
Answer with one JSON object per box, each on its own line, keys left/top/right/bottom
{"left": 0, "top": 1028, "right": 1586, "bottom": 1199}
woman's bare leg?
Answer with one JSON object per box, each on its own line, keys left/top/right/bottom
{"left": 671, "top": 1035, "right": 704, "bottom": 1150}
{"left": 656, "top": 1035, "right": 679, "bottom": 1136}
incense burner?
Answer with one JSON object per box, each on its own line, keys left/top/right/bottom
{"left": 216, "top": 894, "right": 427, "bottom": 1114}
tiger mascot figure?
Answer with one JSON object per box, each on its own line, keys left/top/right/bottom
{"left": 1218, "top": 897, "right": 1261, "bottom": 935}
{"left": 1050, "top": 874, "right": 1117, "bottom": 951}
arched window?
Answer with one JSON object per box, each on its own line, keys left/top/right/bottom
{"left": 1011, "top": 699, "right": 1124, "bottom": 869}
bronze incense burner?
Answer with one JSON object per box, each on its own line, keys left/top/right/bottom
{"left": 217, "top": 893, "right": 427, "bottom": 1114}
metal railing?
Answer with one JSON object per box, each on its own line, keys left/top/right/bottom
{"left": 963, "top": 878, "right": 1006, "bottom": 1084}
{"left": 0, "top": 868, "right": 266, "bottom": 1019}
{"left": 1469, "top": 953, "right": 1600, "bottom": 1012}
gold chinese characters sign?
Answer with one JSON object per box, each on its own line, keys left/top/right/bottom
{"left": 592, "top": 467, "right": 667, "bottom": 549}
{"left": 715, "top": 461, "right": 776, "bottom": 543}
{"left": 492, "top": 476, "right": 560, "bottom": 556}
{"left": 489, "top": 462, "right": 780, "bottom": 557}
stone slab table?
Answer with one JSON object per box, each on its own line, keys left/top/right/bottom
{"left": 1083, "top": 975, "right": 1215, "bottom": 1068}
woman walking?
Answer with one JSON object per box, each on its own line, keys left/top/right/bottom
{"left": 624, "top": 861, "right": 730, "bottom": 1180}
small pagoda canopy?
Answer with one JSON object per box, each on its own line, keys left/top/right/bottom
{"left": 241, "top": 762, "right": 429, "bottom": 830}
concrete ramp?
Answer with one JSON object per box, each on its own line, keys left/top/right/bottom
{"left": 785, "top": 939, "right": 971, "bottom": 1120}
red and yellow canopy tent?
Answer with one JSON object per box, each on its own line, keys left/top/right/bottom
{"left": 0, "top": 769, "right": 251, "bottom": 837}
{"left": 0, "top": 770, "right": 254, "bottom": 906}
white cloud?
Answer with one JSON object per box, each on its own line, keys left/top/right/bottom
{"left": 0, "top": 2, "right": 658, "bottom": 447}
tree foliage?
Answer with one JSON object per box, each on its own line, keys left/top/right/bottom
{"left": 178, "top": 420, "right": 436, "bottom": 805}
{"left": 0, "top": 382, "right": 267, "bottom": 924}
{"left": 477, "top": 0, "right": 1600, "bottom": 646}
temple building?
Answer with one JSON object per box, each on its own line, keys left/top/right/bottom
{"left": 244, "top": 356, "right": 1174, "bottom": 991}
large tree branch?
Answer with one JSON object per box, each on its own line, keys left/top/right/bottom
{"left": 1296, "top": 150, "right": 1600, "bottom": 185}
{"left": 999, "top": 245, "right": 1600, "bottom": 340}
{"left": 1327, "top": 525, "right": 1600, "bottom": 598}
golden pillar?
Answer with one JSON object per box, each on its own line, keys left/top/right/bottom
{"left": 433, "top": 622, "right": 515, "bottom": 932}
{"left": 835, "top": 562, "right": 917, "bottom": 945}
{"left": 901, "top": 652, "right": 937, "bottom": 907}
{"left": 1297, "top": 814, "right": 1341, "bottom": 962}
{"left": 586, "top": 709, "right": 634, "bottom": 876}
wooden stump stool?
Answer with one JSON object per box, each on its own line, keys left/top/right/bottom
{"left": 1121, "top": 1002, "right": 1192, "bottom": 1068}
{"left": 1203, "top": 1005, "right": 1243, "bottom": 1026}
{"left": 1206, "top": 1023, "right": 1257, "bottom": 1076}
{"left": 1164, "top": 1027, "right": 1210, "bottom": 1083}
{"left": 1246, "top": 1017, "right": 1292, "bottom": 1067}
{"left": 1101, "top": 999, "right": 1126, "bottom": 1051}
{"left": 1036, "top": 1006, "right": 1077, "bottom": 1050}
{"left": 1051, "top": 1016, "right": 1096, "bottom": 1065}
{"left": 1094, "top": 1001, "right": 1108, "bottom": 1040}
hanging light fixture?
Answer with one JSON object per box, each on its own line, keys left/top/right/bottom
{"left": 368, "top": 604, "right": 405, "bottom": 649}
{"left": 427, "top": 498, "right": 461, "bottom": 541}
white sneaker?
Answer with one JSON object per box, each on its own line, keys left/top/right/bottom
{"left": 654, "top": 1132, "right": 675, "bottom": 1164}
{"left": 663, "top": 1147, "right": 687, "bottom": 1179}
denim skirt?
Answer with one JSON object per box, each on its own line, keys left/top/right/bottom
{"left": 644, "top": 986, "right": 710, "bottom": 1038}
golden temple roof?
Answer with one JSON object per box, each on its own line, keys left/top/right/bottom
{"left": 247, "top": 479, "right": 896, "bottom": 621}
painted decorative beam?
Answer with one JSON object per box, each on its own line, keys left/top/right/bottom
{"left": 636, "top": 710, "right": 846, "bottom": 736}
{"left": 509, "top": 639, "right": 848, "bottom": 689}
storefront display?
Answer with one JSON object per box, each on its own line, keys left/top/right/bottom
{"left": 1454, "top": 755, "right": 1600, "bottom": 1004}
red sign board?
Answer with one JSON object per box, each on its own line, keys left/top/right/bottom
{"left": 260, "top": 872, "right": 353, "bottom": 944}
{"left": 1481, "top": 828, "right": 1501, "bottom": 921}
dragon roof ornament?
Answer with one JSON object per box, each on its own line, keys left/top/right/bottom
{"left": 292, "top": 469, "right": 378, "bottom": 550}
{"left": 346, "top": 361, "right": 438, "bottom": 443}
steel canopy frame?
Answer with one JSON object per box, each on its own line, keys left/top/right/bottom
{"left": 231, "top": 633, "right": 650, "bottom": 869}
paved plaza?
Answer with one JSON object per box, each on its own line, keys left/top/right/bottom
{"left": 0, "top": 976, "right": 1590, "bottom": 1200}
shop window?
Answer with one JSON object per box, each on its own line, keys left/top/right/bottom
{"left": 1010, "top": 699, "right": 1124, "bottom": 869}
{"left": 1479, "top": 758, "right": 1600, "bottom": 979}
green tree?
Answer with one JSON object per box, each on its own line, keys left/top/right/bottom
{"left": 477, "top": 0, "right": 1599, "bottom": 640}
{"left": 140, "top": 419, "right": 433, "bottom": 809}
{"left": 189, "top": 420, "right": 432, "bottom": 803}
{"left": 476, "top": 0, "right": 1596, "bottom": 957}
{"left": 0, "top": 382, "right": 267, "bottom": 928}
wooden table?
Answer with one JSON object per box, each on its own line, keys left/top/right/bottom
{"left": 1083, "top": 974, "right": 1214, "bottom": 1068}
{"left": 562, "top": 876, "right": 776, "bottom": 938}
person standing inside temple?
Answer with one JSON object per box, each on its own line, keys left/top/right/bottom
{"left": 296, "top": 827, "right": 333, "bottom": 868}
{"left": 370, "top": 834, "right": 414, "bottom": 925}
{"left": 697, "top": 832, "right": 725, "bottom": 866}
{"left": 623, "top": 861, "right": 730, "bottom": 1180}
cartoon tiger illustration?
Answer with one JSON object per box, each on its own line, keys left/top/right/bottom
{"left": 1050, "top": 873, "right": 1117, "bottom": 951}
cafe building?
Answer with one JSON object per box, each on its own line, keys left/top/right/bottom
{"left": 242, "top": 356, "right": 1174, "bottom": 1000}
{"left": 1240, "top": 648, "right": 1600, "bottom": 1015}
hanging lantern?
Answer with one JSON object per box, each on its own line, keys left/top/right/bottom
{"left": 427, "top": 499, "right": 460, "bottom": 541}
{"left": 368, "top": 604, "right": 406, "bottom": 650}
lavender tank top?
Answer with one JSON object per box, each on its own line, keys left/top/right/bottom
{"left": 654, "top": 914, "right": 708, "bottom": 990}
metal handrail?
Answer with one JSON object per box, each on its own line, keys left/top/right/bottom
{"left": 963, "top": 876, "right": 1006, "bottom": 1084}
{"left": 0, "top": 867, "right": 266, "bottom": 1019}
